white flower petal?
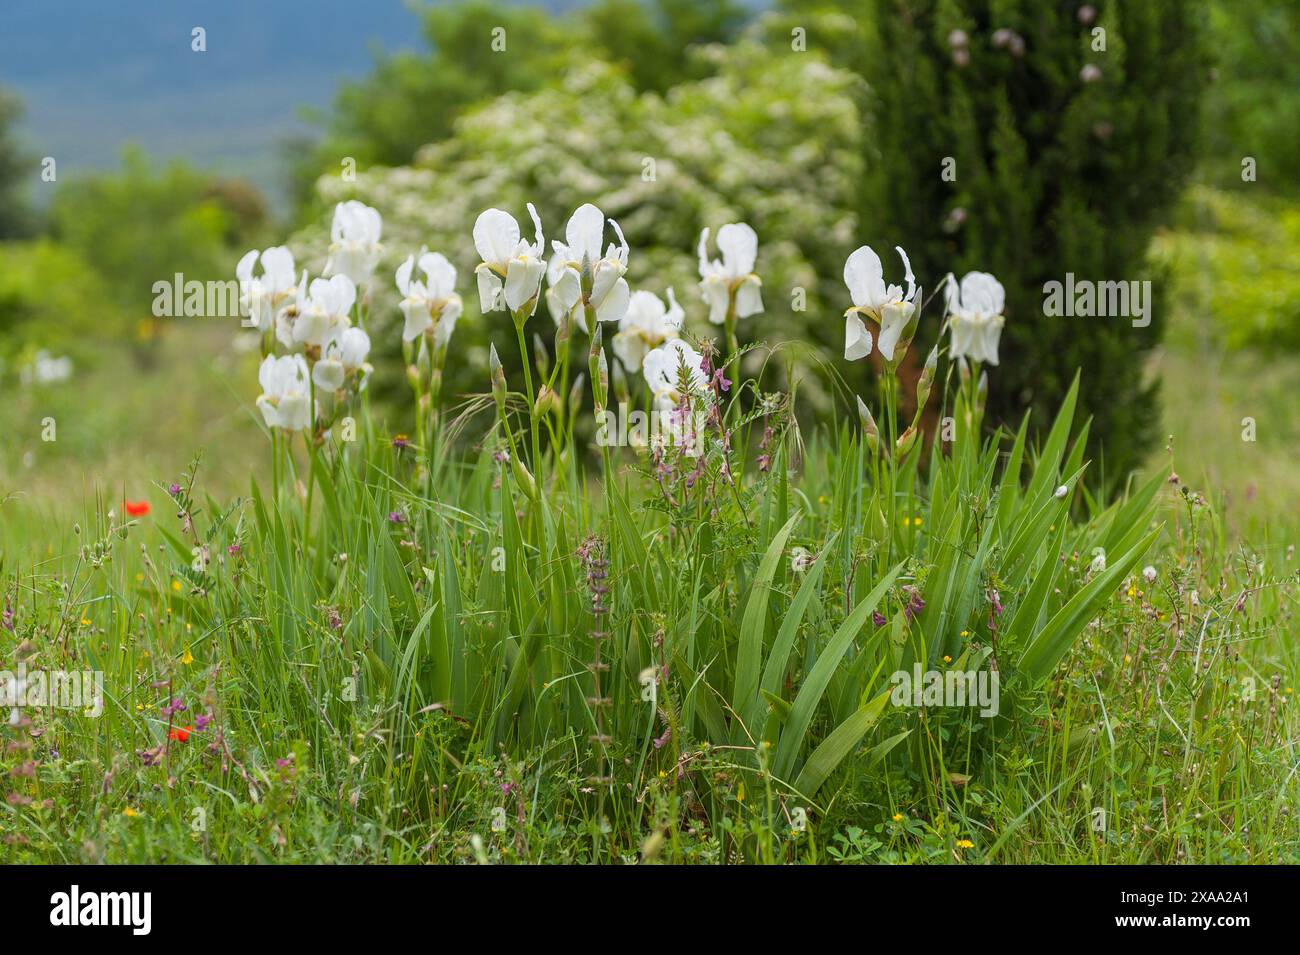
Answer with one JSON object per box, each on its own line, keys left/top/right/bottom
{"left": 504, "top": 257, "right": 545, "bottom": 312}
{"left": 844, "top": 246, "right": 886, "bottom": 310}
{"left": 476, "top": 265, "right": 504, "bottom": 313}
{"left": 716, "top": 222, "right": 757, "bottom": 277}
{"left": 701, "top": 277, "right": 730, "bottom": 325}
{"left": 596, "top": 276, "right": 630, "bottom": 324}
{"left": 565, "top": 203, "right": 606, "bottom": 265}
{"left": 313, "top": 359, "right": 345, "bottom": 393}
{"left": 474, "top": 209, "right": 521, "bottom": 266}
{"left": 845, "top": 314, "right": 872, "bottom": 361}
{"left": 734, "top": 275, "right": 763, "bottom": 318}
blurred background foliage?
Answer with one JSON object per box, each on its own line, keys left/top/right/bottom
{"left": 0, "top": 0, "right": 1297, "bottom": 514}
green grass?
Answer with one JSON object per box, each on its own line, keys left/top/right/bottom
{"left": 2, "top": 189, "right": 1298, "bottom": 863}
{"left": 1, "top": 324, "right": 1295, "bottom": 864}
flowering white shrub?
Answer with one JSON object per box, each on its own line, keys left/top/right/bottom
{"left": 289, "top": 44, "right": 864, "bottom": 405}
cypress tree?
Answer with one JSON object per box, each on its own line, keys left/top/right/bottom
{"left": 855, "top": 0, "right": 1208, "bottom": 481}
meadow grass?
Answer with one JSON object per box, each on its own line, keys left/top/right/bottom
{"left": 1, "top": 327, "right": 1295, "bottom": 864}
{"left": 2, "top": 190, "right": 1298, "bottom": 864}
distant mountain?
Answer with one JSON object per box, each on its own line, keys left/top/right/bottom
{"left": 0, "top": 0, "right": 428, "bottom": 207}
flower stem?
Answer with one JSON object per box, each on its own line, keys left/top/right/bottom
{"left": 514, "top": 314, "right": 542, "bottom": 484}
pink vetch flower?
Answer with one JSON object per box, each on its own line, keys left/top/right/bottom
{"left": 903, "top": 587, "right": 926, "bottom": 622}
{"left": 168, "top": 483, "right": 183, "bottom": 496}
{"left": 989, "top": 588, "right": 1004, "bottom": 617}
{"left": 652, "top": 726, "right": 672, "bottom": 750}
{"left": 698, "top": 348, "right": 732, "bottom": 395}
{"left": 387, "top": 510, "right": 407, "bottom": 524}
{"left": 2, "top": 604, "right": 13, "bottom": 632}
{"left": 500, "top": 781, "right": 518, "bottom": 797}
{"left": 160, "top": 697, "right": 187, "bottom": 718}
{"left": 194, "top": 712, "right": 213, "bottom": 732}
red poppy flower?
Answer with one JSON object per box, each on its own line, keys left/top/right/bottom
{"left": 125, "top": 500, "right": 151, "bottom": 516}
{"left": 168, "top": 725, "right": 192, "bottom": 742}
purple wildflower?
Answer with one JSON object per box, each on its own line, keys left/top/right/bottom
{"left": 2, "top": 604, "right": 13, "bottom": 632}
{"left": 195, "top": 712, "right": 212, "bottom": 732}
{"left": 387, "top": 511, "right": 406, "bottom": 524}
{"left": 872, "top": 611, "right": 887, "bottom": 628}
{"left": 160, "top": 697, "right": 187, "bottom": 717}
{"left": 903, "top": 587, "right": 926, "bottom": 622}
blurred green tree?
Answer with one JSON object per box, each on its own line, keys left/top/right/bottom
{"left": 311, "top": 1, "right": 573, "bottom": 172}
{"left": 0, "top": 89, "right": 34, "bottom": 239}
{"left": 49, "top": 147, "right": 268, "bottom": 363}
{"left": 291, "top": 0, "right": 750, "bottom": 211}
{"left": 0, "top": 240, "right": 120, "bottom": 370}
{"left": 1201, "top": 0, "right": 1300, "bottom": 195}
{"left": 587, "top": 0, "right": 749, "bottom": 93}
